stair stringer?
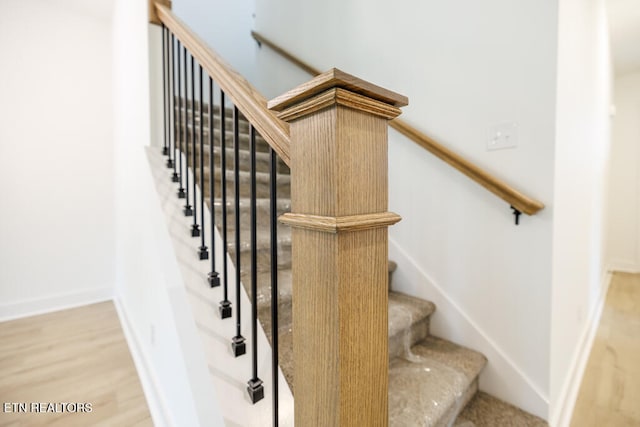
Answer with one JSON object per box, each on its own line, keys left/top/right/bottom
{"left": 389, "top": 237, "right": 549, "bottom": 420}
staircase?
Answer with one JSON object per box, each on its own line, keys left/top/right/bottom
{"left": 171, "top": 102, "right": 547, "bottom": 426}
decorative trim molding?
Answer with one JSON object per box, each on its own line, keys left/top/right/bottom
{"left": 114, "top": 298, "right": 176, "bottom": 427}
{"left": 275, "top": 88, "right": 402, "bottom": 122}
{"left": 0, "top": 287, "right": 113, "bottom": 323}
{"left": 280, "top": 212, "right": 401, "bottom": 233}
{"left": 268, "top": 67, "right": 408, "bottom": 112}
{"left": 550, "top": 268, "right": 613, "bottom": 427}
{"left": 607, "top": 260, "right": 640, "bottom": 274}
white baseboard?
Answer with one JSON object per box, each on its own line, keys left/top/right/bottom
{"left": 0, "top": 287, "right": 113, "bottom": 322}
{"left": 113, "top": 297, "right": 175, "bottom": 427}
{"left": 550, "top": 269, "right": 613, "bottom": 427}
{"left": 608, "top": 260, "right": 640, "bottom": 274}
{"left": 389, "top": 238, "right": 549, "bottom": 420}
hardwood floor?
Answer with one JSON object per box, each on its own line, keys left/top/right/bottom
{"left": 0, "top": 301, "right": 152, "bottom": 427}
{"left": 570, "top": 272, "right": 640, "bottom": 427}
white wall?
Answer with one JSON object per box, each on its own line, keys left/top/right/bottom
{"left": 606, "top": 71, "right": 640, "bottom": 272}
{"left": 254, "top": 0, "right": 557, "bottom": 418}
{"left": 173, "top": 0, "right": 258, "bottom": 85}
{"left": 0, "top": 0, "right": 115, "bottom": 319}
{"left": 112, "top": 1, "right": 223, "bottom": 425}
{"left": 550, "top": 0, "right": 612, "bottom": 424}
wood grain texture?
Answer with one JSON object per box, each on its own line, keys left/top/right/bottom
{"left": 276, "top": 88, "right": 402, "bottom": 123}
{"left": 279, "top": 212, "right": 401, "bottom": 233}
{"left": 254, "top": 30, "right": 545, "bottom": 216}
{"left": 268, "top": 68, "right": 408, "bottom": 112}
{"left": 275, "top": 77, "right": 403, "bottom": 426}
{"left": 155, "top": 4, "right": 291, "bottom": 166}
{"left": 290, "top": 210, "right": 391, "bottom": 427}
{"left": 0, "top": 302, "right": 152, "bottom": 427}
{"left": 149, "top": 0, "right": 171, "bottom": 25}
{"left": 570, "top": 273, "right": 640, "bottom": 427}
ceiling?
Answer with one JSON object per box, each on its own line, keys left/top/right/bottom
{"left": 607, "top": 0, "right": 640, "bottom": 75}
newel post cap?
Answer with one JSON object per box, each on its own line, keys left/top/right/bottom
{"left": 267, "top": 68, "right": 408, "bottom": 121}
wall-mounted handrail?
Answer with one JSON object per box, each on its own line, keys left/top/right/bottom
{"left": 156, "top": 5, "right": 291, "bottom": 165}
{"left": 251, "top": 31, "right": 545, "bottom": 217}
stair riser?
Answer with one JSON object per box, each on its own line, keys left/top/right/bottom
{"left": 175, "top": 125, "right": 273, "bottom": 153}
{"left": 173, "top": 99, "right": 235, "bottom": 116}
{"left": 178, "top": 145, "right": 289, "bottom": 174}
{"left": 211, "top": 206, "right": 290, "bottom": 236}
{"left": 229, "top": 242, "right": 292, "bottom": 274}
{"left": 228, "top": 234, "right": 291, "bottom": 256}
{"left": 176, "top": 110, "right": 251, "bottom": 133}
{"left": 186, "top": 168, "right": 290, "bottom": 199}
{"left": 175, "top": 157, "right": 290, "bottom": 196}
{"left": 435, "top": 378, "right": 478, "bottom": 427}
{"left": 389, "top": 317, "right": 430, "bottom": 360}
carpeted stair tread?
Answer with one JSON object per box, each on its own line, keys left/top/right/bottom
{"left": 454, "top": 391, "right": 548, "bottom": 427}
{"left": 173, "top": 101, "right": 517, "bottom": 427}
{"left": 412, "top": 336, "right": 487, "bottom": 380}
{"left": 210, "top": 196, "right": 291, "bottom": 212}
{"left": 232, "top": 239, "right": 292, "bottom": 274}
{"left": 252, "top": 268, "right": 293, "bottom": 306}
{"left": 188, "top": 144, "right": 289, "bottom": 174}
{"left": 389, "top": 336, "right": 487, "bottom": 427}
{"left": 389, "top": 292, "right": 435, "bottom": 337}
{"left": 226, "top": 224, "right": 291, "bottom": 253}
{"left": 207, "top": 197, "right": 291, "bottom": 234}
{"left": 175, "top": 100, "right": 237, "bottom": 116}
{"left": 176, "top": 125, "right": 273, "bottom": 152}
{"left": 191, "top": 166, "right": 291, "bottom": 199}
{"left": 258, "top": 289, "right": 440, "bottom": 394}
{"left": 389, "top": 292, "right": 436, "bottom": 359}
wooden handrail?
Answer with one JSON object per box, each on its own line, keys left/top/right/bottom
{"left": 252, "top": 31, "right": 319, "bottom": 77}
{"left": 156, "top": 5, "right": 291, "bottom": 166}
{"left": 390, "top": 120, "right": 544, "bottom": 216}
{"left": 251, "top": 31, "right": 545, "bottom": 216}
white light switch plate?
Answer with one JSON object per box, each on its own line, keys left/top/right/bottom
{"left": 487, "top": 122, "right": 518, "bottom": 151}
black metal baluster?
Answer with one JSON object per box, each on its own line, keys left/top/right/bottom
{"left": 166, "top": 29, "right": 174, "bottom": 170}
{"left": 162, "top": 25, "right": 169, "bottom": 158}
{"left": 171, "top": 34, "right": 179, "bottom": 183}
{"left": 269, "top": 148, "right": 279, "bottom": 423}
{"left": 189, "top": 55, "right": 198, "bottom": 228}
{"left": 247, "top": 126, "right": 264, "bottom": 403}
{"left": 177, "top": 42, "right": 186, "bottom": 199}
{"left": 208, "top": 79, "right": 220, "bottom": 288}
{"left": 231, "top": 105, "right": 245, "bottom": 356}
{"left": 198, "top": 66, "right": 208, "bottom": 257}
{"left": 217, "top": 92, "right": 231, "bottom": 304}
{"left": 187, "top": 55, "right": 200, "bottom": 231}
{"left": 183, "top": 49, "right": 193, "bottom": 214}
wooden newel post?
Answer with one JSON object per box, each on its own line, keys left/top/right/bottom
{"left": 268, "top": 69, "right": 408, "bottom": 426}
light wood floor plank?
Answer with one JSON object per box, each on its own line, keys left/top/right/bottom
{"left": 570, "top": 272, "right": 640, "bottom": 427}
{"left": 0, "top": 301, "right": 152, "bottom": 427}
